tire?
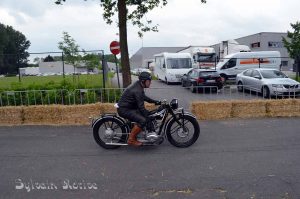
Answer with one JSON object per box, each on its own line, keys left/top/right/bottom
{"left": 237, "top": 81, "right": 244, "bottom": 92}
{"left": 191, "top": 83, "right": 196, "bottom": 93}
{"left": 166, "top": 114, "right": 200, "bottom": 148}
{"left": 165, "top": 77, "right": 169, "bottom": 85}
{"left": 93, "top": 117, "right": 128, "bottom": 149}
{"left": 262, "top": 86, "right": 270, "bottom": 99}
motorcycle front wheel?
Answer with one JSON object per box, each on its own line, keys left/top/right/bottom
{"left": 93, "top": 117, "right": 128, "bottom": 149}
{"left": 166, "top": 114, "right": 200, "bottom": 148}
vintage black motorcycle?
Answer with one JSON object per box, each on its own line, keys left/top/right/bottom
{"left": 92, "top": 99, "right": 200, "bottom": 149}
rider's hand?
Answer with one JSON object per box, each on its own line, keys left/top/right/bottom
{"left": 155, "top": 101, "right": 161, "bottom": 105}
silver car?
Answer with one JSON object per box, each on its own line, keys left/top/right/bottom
{"left": 236, "top": 68, "right": 300, "bottom": 98}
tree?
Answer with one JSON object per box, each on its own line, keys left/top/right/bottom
{"left": 283, "top": 21, "right": 300, "bottom": 80}
{"left": 44, "top": 55, "right": 55, "bottom": 62}
{"left": 0, "top": 23, "right": 30, "bottom": 74}
{"left": 58, "top": 31, "right": 81, "bottom": 67}
{"left": 82, "top": 53, "right": 102, "bottom": 71}
{"left": 55, "top": 0, "right": 206, "bottom": 88}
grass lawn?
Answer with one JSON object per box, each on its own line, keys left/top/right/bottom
{"left": 0, "top": 74, "right": 113, "bottom": 91}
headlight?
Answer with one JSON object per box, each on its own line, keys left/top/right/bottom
{"left": 170, "top": 99, "right": 178, "bottom": 110}
{"left": 272, "top": 84, "right": 283, "bottom": 88}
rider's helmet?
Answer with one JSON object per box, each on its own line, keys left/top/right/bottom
{"left": 138, "top": 71, "right": 152, "bottom": 81}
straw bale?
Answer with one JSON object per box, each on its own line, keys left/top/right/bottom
{"left": 145, "top": 103, "right": 156, "bottom": 111}
{"left": 266, "top": 99, "right": 300, "bottom": 117}
{"left": 191, "top": 101, "right": 232, "bottom": 120}
{"left": 60, "top": 104, "right": 101, "bottom": 125}
{"left": 0, "top": 106, "right": 23, "bottom": 125}
{"left": 100, "top": 103, "right": 117, "bottom": 114}
{"left": 22, "top": 105, "right": 63, "bottom": 125}
{"left": 231, "top": 100, "right": 267, "bottom": 118}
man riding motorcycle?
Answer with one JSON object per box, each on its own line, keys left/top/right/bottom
{"left": 117, "top": 71, "right": 161, "bottom": 146}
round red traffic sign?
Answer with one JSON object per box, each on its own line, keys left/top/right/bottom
{"left": 110, "top": 41, "right": 120, "bottom": 55}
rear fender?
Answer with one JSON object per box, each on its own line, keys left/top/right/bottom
{"left": 91, "top": 114, "right": 129, "bottom": 134}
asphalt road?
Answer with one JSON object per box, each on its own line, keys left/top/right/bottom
{"left": 1, "top": 117, "right": 300, "bottom": 198}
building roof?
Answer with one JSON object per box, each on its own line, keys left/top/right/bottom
{"left": 130, "top": 47, "right": 185, "bottom": 68}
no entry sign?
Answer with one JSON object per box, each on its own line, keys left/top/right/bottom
{"left": 110, "top": 41, "right": 120, "bottom": 55}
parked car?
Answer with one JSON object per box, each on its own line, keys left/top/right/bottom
{"left": 181, "top": 69, "right": 223, "bottom": 93}
{"left": 236, "top": 68, "right": 300, "bottom": 98}
{"left": 131, "top": 68, "right": 151, "bottom": 76}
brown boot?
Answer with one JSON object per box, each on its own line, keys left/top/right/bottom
{"left": 127, "top": 125, "right": 142, "bottom": 147}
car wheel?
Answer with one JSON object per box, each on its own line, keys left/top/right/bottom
{"left": 191, "top": 83, "right": 196, "bottom": 93}
{"left": 262, "top": 86, "right": 270, "bottom": 99}
{"left": 237, "top": 81, "right": 244, "bottom": 92}
{"left": 165, "top": 77, "right": 169, "bottom": 85}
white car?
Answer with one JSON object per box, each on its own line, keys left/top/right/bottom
{"left": 131, "top": 68, "right": 151, "bottom": 76}
{"left": 236, "top": 68, "right": 300, "bottom": 98}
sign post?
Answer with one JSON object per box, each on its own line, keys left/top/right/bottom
{"left": 110, "top": 41, "right": 121, "bottom": 88}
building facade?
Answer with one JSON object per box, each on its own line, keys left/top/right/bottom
{"left": 130, "top": 32, "right": 293, "bottom": 71}
{"left": 211, "top": 32, "right": 293, "bottom": 70}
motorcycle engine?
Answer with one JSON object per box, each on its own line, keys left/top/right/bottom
{"left": 145, "top": 120, "right": 160, "bottom": 142}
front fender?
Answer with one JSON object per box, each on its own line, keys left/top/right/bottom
{"left": 163, "top": 109, "right": 197, "bottom": 133}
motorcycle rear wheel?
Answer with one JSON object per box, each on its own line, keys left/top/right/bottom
{"left": 93, "top": 117, "right": 127, "bottom": 149}
{"left": 166, "top": 114, "right": 200, "bottom": 148}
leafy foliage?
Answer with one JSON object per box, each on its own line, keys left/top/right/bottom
{"left": 283, "top": 21, "right": 300, "bottom": 80}
{"left": 58, "top": 31, "right": 80, "bottom": 66}
{"left": 283, "top": 21, "right": 300, "bottom": 59}
{"left": 55, "top": 0, "right": 206, "bottom": 87}
{"left": 0, "top": 23, "right": 30, "bottom": 74}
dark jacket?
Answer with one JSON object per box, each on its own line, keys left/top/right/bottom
{"left": 118, "top": 81, "right": 157, "bottom": 117}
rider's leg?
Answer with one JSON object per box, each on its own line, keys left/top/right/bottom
{"left": 127, "top": 124, "right": 143, "bottom": 146}
{"left": 117, "top": 108, "right": 146, "bottom": 146}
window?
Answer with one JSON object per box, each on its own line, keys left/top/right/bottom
{"left": 260, "top": 70, "right": 287, "bottom": 78}
{"left": 281, "top": 61, "right": 288, "bottom": 67}
{"left": 251, "top": 42, "right": 260, "bottom": 48}
{"left": 191, "top": 70, "right": 198, "bottom": 78}
{"left": 166, "top": 58, "right": 192, "bottom": 69}
{"left": 243, "top": 69, "right": 253, "bottom": 77}
{"left": 268, "top": 41, "right": 283, "bottom": 48}
{"left": 222, "top": 58, "right": 237, "bottom": 69}
{"left": 196, "top": 53, "right": 216, "bottom": 62}
{"left": 251, "top": 70, "right": 261, "bottom": 78}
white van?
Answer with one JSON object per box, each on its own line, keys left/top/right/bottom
{"left": 216, "top": 51, "right": 281, "bottom": 80}
{"left": 154, "top": 52, "right": 193, "bottom": 83}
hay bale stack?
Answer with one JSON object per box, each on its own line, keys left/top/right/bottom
{"left": 23, "top": 105, "right": 63, "bottom": 125}
{"left": 191, "top": 101, "right": 232, "bottom": 120}
{"left": 266, "top": 99, "right": 300, "bottom": 117}
{"left": 231, "top": 100, "right": 267, "bottom": 118}
{"left": 145, "top": 103, "right": 156, "bottom": 111}
{"left": 61, "top": 104, "right": 101, "bottom": 125}
{"left": 100, "top": 103, "right": 117, "bottom": 114}
{"left": 0, "top": 106, "right": 23, "bottom": 125}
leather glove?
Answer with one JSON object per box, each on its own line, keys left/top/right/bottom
{"left": 155, "top": 101, "right": 161, "bottom": 105}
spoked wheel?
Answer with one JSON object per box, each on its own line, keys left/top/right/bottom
{"left": 93, "top": 117, "right": 128, "bottom": 149}
{"left": 166, "top": 114, "right": 200, "bottom": 148}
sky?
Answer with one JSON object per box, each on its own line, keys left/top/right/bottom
{"left": 0, "top": 0, "right": 300, "bottom": 61}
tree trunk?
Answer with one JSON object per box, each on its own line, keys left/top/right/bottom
{"left": 118, "top": 0, "right": 131, "bottom": 88}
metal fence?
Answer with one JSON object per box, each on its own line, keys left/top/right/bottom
{"left": 0, "top": 88, "right": 124, "bottom": 106}
{"left": 0, "top": 86, "right": 299, "bottom": 107}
